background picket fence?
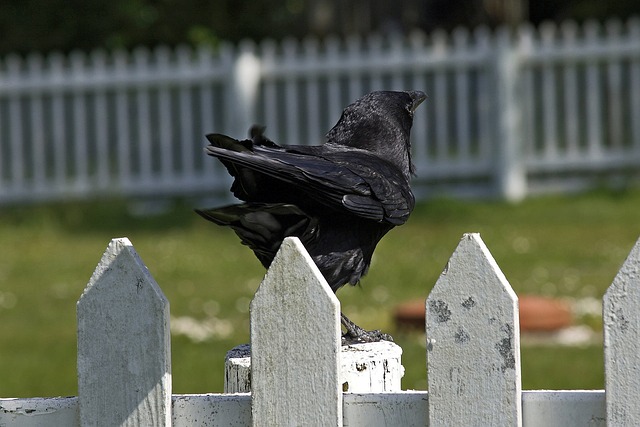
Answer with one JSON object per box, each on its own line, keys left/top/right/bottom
{"left": 1, "top": 233, "right": 639, "bottom": 425}
{"left": 1, "top": 18, "right": 640, "bottom": 205}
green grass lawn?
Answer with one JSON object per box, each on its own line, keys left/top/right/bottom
{"left": 1, "top": 189, "right": 639, "bottom": 397}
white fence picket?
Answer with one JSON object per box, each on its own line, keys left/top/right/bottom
{"left": 426, "top": 233, "right": 522, "bottom": 426}
{"left": 603, "top": 236, "right": 640, "bottom": 425}
{"left": 250, "top": 237, "right": 342, "bottom": 427}
{"left": 77, "top": 238, "right": 171, "bottom": 426}
{"left": 5, "top": 233, "right": 640, "bottom": 425}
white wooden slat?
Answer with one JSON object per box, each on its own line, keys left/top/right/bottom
{"left": 433, "top": 71, "right": 448, "bottom": 162}
{"left": 70, "top": 51, "right": 89, "bottom": 191}
{"left": 326, "top": 36, "right": 343, "bottom": 132}
{"left": 561, "top": 21, "right": 580, "bottom": 157}
{"left": 134, "top": 48, "right": 154, "bottom": 184}
{"left": 408, "top": 32, "right": 429, "bottom": 170}
{"left": 155, "top": 47, "right": 174, "bottom": 183}
{"left": 603, "top": 236, "right": 640, "bottom": 425}
{"left": 113, "top": 50, "right": 133, "bottom": 188}
{"left": 214, "top": 42, "right": 234, "bottom": 139}
{"left": 91, "top": 50, "right": 111, "bottom": 189}
{"left": 26, "top": 54, "right": 46, "bottom": 192}
{"left": 0, "top": 397, "right": 79, "bottom": 426}
{"left": 77, "top": 238, "right": 171, "bottom": 426}
{"left": 453, "top": 28, "right": 471, "bottom": 162}
{"left": 196, "top": 46, "right": 218, "bottom": 178}
{"left": 431, "top": 30, "right": 449, "bottom": 163}
{"left": 48, "top": 53, "right": 68, "bottom": 189}
{"left": 605, "top": 21, "right": 624, "bottom": 150}
{"left": 541, "top": 23, "right": 559, "bottom": 160}
{"left": 178, "top": 80, "right": 195, "bottom": 177}
{"left": 258, "top": 40, "right": 279, "bottom": 140}
{"left": 495, "top": 28, "right": 526, "bottom": 201}
{"left": 172, "top": 394, "right": 251, "bottom": 427}
{"left": 250, "top": 237, "right": 342, "bottom": 427}
{"left": 0, "top": 390, "right": 612, "bottom": 426}
{"left": 584, "top": 21, "right": 603, "bottom": 158}
{"left": 518, "top": 25, "right": 536, "bottom": 160}
{"left": 303, "top": 38, "right": 322, "bottom": 145}
{"left": 7, "top": 55, "right": 25, "bottom": 190}
{"left": 177, "top": 46, "right": 196, "bottom": 178}
{"left": 426, "top": 233, "right": 522, "bottom": 426}
{"left": 475, "top": 26, "right": 493, "bottom": 164}
{"left": 283, "top": 39, "right": 300, "bottom": 145}
{"left": 342, "top": 392, "right": 429, "bottom": 427}
{"left": 389, "top": 34, "right": 405, "bottom": 90}
{"left": 522, "top": 390, "right": 605, "bottom": 426}
{"left": 367, "top": 34, "right": 384, "bottom": 90}
{"left": 346, "top": 35, "right": 363, "bottom": 103}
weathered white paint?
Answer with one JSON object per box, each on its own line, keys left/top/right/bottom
{"left": 77, "top": 238, "right": 171, "bottom": 426}
{"left": 603, "top": 236, "right": 640, "bottom": 425}
{"left": 6, "top": 234, "right": 640, "bottom": 425}
{"left": 225, "top": 341, "right": 404, "bottom": 394}
{"left": 250, "top": 236, "right": 342, "bottom": 426}
{"left": 225, "top": 344, "right": 252, "bottom": 394}
{"left": 342, "top": 392, "right": 429, "bottom": 426}
{"left": 172, "top": 393, "right": 251, "bottom": 427}
{"left": 0, "top": 390, "right": 612, "bottom": 426}
{"left": 521, "top": 390, "right": 605, "bottom": 426}
{"left": 426, "top": 233, "right": 522, "bottom": 426}
{"left": 340, "top": 341, "right": 403, "bottom": 392}
{"left": 0, "top": 397, "right": 79, "bottom": 426}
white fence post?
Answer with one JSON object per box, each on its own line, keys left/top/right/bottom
{"left": 494, "top": 28, "right": 527, "bottom": 201}
{"left": 250, "top": 237, "right": 342, "bottom": 427}
{"left": 426, "top": 233, "right": 522, "bottom": 426}
{"left": 225, "top": 340, "right": 404, "bottom": 394}
{"left": 603, "top": 236, "right": 640, "bottom": 425}
{"left": 77, "top": 238, "right": 171, "bottom": 426}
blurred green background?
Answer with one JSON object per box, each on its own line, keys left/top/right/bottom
{"left": 1, "top": 188, "right": 638, "bottom": 397}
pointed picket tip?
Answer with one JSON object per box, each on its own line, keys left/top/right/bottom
{"left": 603, "top": 236, "right": 640, "bottom": 425}
{"left": 77, "top": 237, "right": 171, "bottom": 426}
{"left": 251, "top": 236, "right": 340, "bottom": 325}
{"left": 428, "top": 233, "right": 518, "bottom": 307}
{"left": 79, "top": 237, "right": 168, "bottom": 306}
{"left": 250, "top": 236, "right": 342, "bottom": 427}
{"left": 426, "top": 233, "right": 521, "bottom": 426}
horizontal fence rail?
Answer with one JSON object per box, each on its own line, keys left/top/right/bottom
{"left": 1, "top": 18, "right": 640, "bottom": 205}
{"left": 1, "top": 233, "right": 639, "bottom": 425}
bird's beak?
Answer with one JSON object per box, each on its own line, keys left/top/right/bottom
{"left": 407, "top": 90, "right": 427, "bottom": 112}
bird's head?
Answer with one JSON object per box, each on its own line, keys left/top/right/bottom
{"left": 326, "top": 90, "right": 427, "bottom": 180}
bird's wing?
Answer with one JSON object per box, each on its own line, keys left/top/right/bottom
{"left": 195, "top": 203, "right": 317, "bottom": 267}
{"left": 317, "top": 149, "right": 415, "bottom": 225}
{"left": 205, "top": 135, "right": 413, "bottom": 224}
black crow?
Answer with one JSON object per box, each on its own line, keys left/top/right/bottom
{"left": 196, "top": 90, "right": 426, "bottom": 343}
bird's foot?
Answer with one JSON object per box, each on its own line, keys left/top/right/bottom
{"left": 341, "top": 313, "right": 394, "bottom": 345}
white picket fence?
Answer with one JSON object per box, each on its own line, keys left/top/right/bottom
{"left": 1, "top": 233, "right": 640, "bottom": 425}
{"left": 1, "top": 18, "right": 640, "bottom": 205}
